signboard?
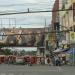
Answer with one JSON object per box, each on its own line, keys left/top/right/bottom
{"left": 0, "top": 33, "right": 45, "bottom": 47}
{"left": 70, "top": 31, "right": 75, "bottom": 43}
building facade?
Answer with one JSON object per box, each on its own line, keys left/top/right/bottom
{"left": 49, "top": 0, "right": 59, "bottom": 49}
{"left": 59, "top": 0, "right": 75, "bottom": 47}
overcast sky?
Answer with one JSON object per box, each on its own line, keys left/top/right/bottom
{"left": 0, "top": 0, "right": 55, "bottom": 51}
{"left": 0, "top": 0, "right": 55, "bottom": 28}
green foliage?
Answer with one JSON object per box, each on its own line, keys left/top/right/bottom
{"left": 30, "top": 51, "right": 37, "bottom": 55}
{"left": 3, "top": 49, "right": 12, "bottom": 55}
{"left": 20, "top": 50, "right": 26, "bottom": 55}
{"left": 25, "top": 51, "right": 37, "bottom": 55}
{"left": 20, "top": 50, "right": 36, "bottom": 55}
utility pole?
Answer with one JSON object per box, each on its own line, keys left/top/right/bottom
{"left": 44, "top": 18, "right": 46, "bottom": 57}
{"left": 1, "top": 19, "right": 2, "bottom": 29}
{"left": 14, "top": 18, "right": 16, "bottom": 28}
{"left": 28, "top": 8, "right": 30, "bottom": 13}
{"left": 9, "top": 18, "right": 11, "bottom": 28}
{"left": 72, "top": 4, "right": 75, "bottom": 66}
{"left": 1, "top": 19, "right": 3, "bottom": 40}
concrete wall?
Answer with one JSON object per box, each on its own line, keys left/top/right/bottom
{"left": 52, "top": 0, "right": 59, "bottom": 24}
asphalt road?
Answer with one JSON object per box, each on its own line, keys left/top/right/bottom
{"left": 0, "top": 65, "right": 75, "bottom": 75}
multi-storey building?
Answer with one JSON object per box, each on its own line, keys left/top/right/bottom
{"left": 59, "top": 0, "right": 75, "bottom": 46}
{"left": 49, "top": 0, "right": 59, "bottom": 49}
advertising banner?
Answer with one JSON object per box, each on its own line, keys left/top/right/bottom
{"left": 70, "top": 31, "right": 75, "bottom": 43}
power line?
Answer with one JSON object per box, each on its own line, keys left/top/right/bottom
{"left": 0, "top": 7, "right": 51, "bottom": 13}
{"left": 0, "top": 8, "right": 74, "bottom": 16}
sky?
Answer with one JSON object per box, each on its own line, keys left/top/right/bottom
{"left": 0, "top": 0, "right": 55, "bottom": 28}
{"left": 0, "top": 0, "right": 55, "bottom": 51}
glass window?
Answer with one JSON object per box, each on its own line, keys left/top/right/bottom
{"left": 62, "top": 0, "right": 68, "bottom": 4}
{"left": 73, "top": 3, "right": 75, "bottom": 21}
{"left": 70, "top": 27, "right": 72, "bottom": 31}
{"left": 74, "top": 25, "right": 75, "bottom": 32}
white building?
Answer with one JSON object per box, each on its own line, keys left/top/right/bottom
{"left": 59, "top": 0, "right": 75, "bottom": 45}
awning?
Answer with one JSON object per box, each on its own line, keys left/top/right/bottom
{"left": 62, "top": 48, "right": 69, "bottom": 52}
{"left": 67, "top": 48, "right": 75, "bottom": 54}
{"left": 53, "top": 48, "right": 63, "bottom": 53}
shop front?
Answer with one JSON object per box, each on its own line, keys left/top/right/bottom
{"left": 66, "top": 48, "right": 75, "bottom": 65}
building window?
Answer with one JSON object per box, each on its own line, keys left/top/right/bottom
{"left": 62, "top": 0, "right": 68, "bottom": 4}
{"left": 62, "top": 0, "right": 68, "bottom": 9}
{"left": 70, "top": 27, "right": 72, "bottom": 31}
{"left": 74, "top": 25, "right": 75, "bottom": 32}
{"left": 65, "top": 0, "right": 68, "bottom": 4}
{"left": 73, "top": 3, "right": 75, "bottom": 21}
{"left": 73, "top": 16, "right": 75, "bottom": 21}
{"left": 62, "top": 4, "right": 65, "bottom": 9}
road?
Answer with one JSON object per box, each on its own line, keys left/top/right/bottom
{"left": 0, "top": 65, "right": 75, "bottom": 75}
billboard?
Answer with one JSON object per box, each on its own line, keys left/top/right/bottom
{"left": 0, "top": 33, "right": 45, "bottom": 47}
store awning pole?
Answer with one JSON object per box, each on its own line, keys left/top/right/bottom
{"left": 73, "top": 48, "right": 75, "bottom": 65}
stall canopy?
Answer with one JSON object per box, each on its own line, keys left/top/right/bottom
{"left": 53, "top": 48, "right": 63, "bottom": 53}
{"left": 67, "top": 48, "right": 75, "bottom": 54}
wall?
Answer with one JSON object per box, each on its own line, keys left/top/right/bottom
{"left": 52, "top": 0, "right": 59, "bottom": 25}
{"left": 59, "top": 0, "right": 75, "bottom": 44}
{"left": 49, "top": 0, "right": 59, "bottom": 49}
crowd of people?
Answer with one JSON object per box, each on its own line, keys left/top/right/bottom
{"left": 37, "top": 55, "right": 67, "bottom": 66}
{"left": 0, "top": 55, "right": 67, "bottom": 66}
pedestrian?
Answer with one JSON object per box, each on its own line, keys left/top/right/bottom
{"left": 47, "top": 58, "right": 50, "bottom": 65}
{"left": 41, "top": 58, "right": 45, "bottom": 65}
{"left": 45, "top": 58, "right": 47, "bottom": 65}
{"left": 55, "top": 57, "right": 61, "bottom": 66}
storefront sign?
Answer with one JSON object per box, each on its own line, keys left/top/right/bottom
{"left": 70, "top": 31, "right": 75, "bottom": 43}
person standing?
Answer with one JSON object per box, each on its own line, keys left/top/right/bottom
{"left": 47, "top": 58, "right": 50, "bottom": 65}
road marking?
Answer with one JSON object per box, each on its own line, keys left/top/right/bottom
{"left": 8, "top": 74, "right": 14, "bottom": 75}
{"left": 57, "top": 67, "right": 63, "bottom": 72}
{"left": 0, "top": 69, "right": 60, "bottom": 72}
{"left": 0, "top": 73, "right": 6, "bottom": 75}
{"left": 0, "top": 73, "right": 14, "bottom": 75}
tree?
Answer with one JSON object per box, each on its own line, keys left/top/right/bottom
{"left": 31, "top": 51, "right": 37, "bottom": 55}
{"left": 25, "top": 51, "right": 37, "bottom": 55}
{"left": 12, "top": 51, "right": 18, "bottom": 55}
{"left": 20, "top": 50, "right": 26, "bottom": 55}
{"left": 3, "top": 49, "right": 12, "bottom": 55}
